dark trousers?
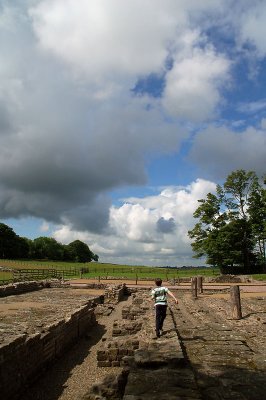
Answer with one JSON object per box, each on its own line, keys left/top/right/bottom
{"left": 155, "top": 304, "right": 167, "bottom": 335}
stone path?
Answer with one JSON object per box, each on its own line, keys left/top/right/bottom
{"left": 123, "top": 305, "right": 202, "bottom": 400}
{"left": 173, "top": 293, "right": 266, "bottom": 400}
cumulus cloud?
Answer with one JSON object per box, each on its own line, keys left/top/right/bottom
{"left": 0, "top": 0, "right": 231, "bottom": 233}
{"left": 162, "top": 42, "right": 231, "bottom": 121}
{"left": 0, "top": 2, "right": 190, "bottom": 232}
{"left": 53, "top": 178, "right": 216, "bottom": 266}
{"left": 188, "top": 124, "right": 266, "bottom": 179}
{"left": 29, "top": 0, "right": 223, "bottom": 82}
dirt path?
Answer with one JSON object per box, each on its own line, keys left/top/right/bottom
{"left": 20, "top": 297, "right": 131, "bottom": 400}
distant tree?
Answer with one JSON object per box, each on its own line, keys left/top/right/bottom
{"left": 188, "top": 170, "right": 265, "bottom": 272}
{"left": 67, "top": 240, "right": 95, "bottom": 263}
{"left": 92, "top": 253, "right": 99, "bottom": 262}
{"left": 0, "top": 223, "right": 19, "bottom": 259}
{"left": 31, "top": 237, "right": 64, "bottom": 260}
{"left": 16, "top": 237, "right": 30, "bottom": 259}
{"left": 0, "top": 222, "right": 100, "bottom": 263}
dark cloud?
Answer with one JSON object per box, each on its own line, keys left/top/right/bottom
{"left": 0, "top": 3, "right": 185, "bottom": 233}
{"left": 156, "top": 217, "right": 176, "bottom": 233}
{"left": 188, "top": 125, "right": 266, "bottom": 181}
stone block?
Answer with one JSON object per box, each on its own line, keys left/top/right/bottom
{"left": 97, "top": 361, "right": 112, "bottom": 367}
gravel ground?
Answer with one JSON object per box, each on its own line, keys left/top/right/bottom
{"left": 20, "top": 297, "right": 131, "bottom": 400}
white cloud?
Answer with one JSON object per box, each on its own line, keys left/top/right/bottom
{"left": 29, "top": 1, "right": 225, "bottom": 91}
{"left": 162, "top": 41, "right": 231, "bottom": 121}
{"left": 29, "top": 0, "right": 181, "bottom": 83}
{"left": 237, "top": 99, "right": 266, "bottom": 114}
{"left": 239, "top": 2, "right": 266, "bottom": 57}
{"left": 53, "top": 179, "right": 216, "bottom": 266}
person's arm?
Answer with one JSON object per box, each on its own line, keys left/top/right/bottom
{"left": 167, "top": 290, "right": 178, "bottom": 304}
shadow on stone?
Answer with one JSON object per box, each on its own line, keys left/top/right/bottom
{"left": 19, "top": 323, "right": 107, "bottom": 400}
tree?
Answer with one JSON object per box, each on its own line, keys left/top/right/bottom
{"left": 248, "top": 177, "right": 266, "bottom": 268}
{"left": 31, "top": 237, "right": 64, "bottom": 260}
{"left": 16, "top": 237, "right": 30, "bottom": 259}
{"left": 188, "top": 170, "right": 265, "bottom": 272}
{"left": 67, "top": 240, "right": 96, "bottom": 263}
{"left": 0, "top": 222, "right": 100, "bottom": 262}
{"left": 0, "top": 223, "right": 19, "bottom": 259}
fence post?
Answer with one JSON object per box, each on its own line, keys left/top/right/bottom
{"left": 135, "top": 275, "right": 138, "bottom": 285}
{"left": 197, "top": 276, "right": 203, "bottom": 294}
{"left": 230, "top": 285, "right": 242, "bottom": 319}
{"left": 191, "top": 277, "right": 197, "bottom": 298}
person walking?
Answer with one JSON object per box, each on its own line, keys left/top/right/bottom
{"left": 151, "top": 278, "right": 178, "bottom": 338}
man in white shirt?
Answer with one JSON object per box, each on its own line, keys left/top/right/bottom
{"left": 151, "top": 278, "right": 178, "bottom": 338}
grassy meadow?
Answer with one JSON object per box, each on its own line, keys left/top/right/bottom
{"left": 0, "top": 259, "right": 265, "bottom": 283}
{"left": 0, "top": 259, "right": 220, "bottom": 283}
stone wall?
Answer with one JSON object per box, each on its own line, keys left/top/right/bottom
{"left": 121, "top": 303, "right": 149, "bottom": 320}
{"left": 104, "top": 284, "right": 127, "bottom": 303}
{"left": 97, "top": 338, "right": 140, "bottom": 367}
{"left": 112, "top": 320, "right": 142, "bottom": 337}
{"left": 0, "top": 301, "right": 97, "bottom": 400}
{"left": 0, "top": 280, "right": 49, "bottom": 297}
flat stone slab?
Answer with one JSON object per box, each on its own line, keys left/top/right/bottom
{"left": 123, "top": 367, "right": 202, "bottom": 399}
{"left": 134, "top": 338, "right": 185, "bottom": 367}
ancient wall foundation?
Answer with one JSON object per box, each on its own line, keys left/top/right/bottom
{"left": 0, "top": 280, "right": 49, "bottom": 297}
{"left": 0, "top": 301, "right": 97, "bottom": 400}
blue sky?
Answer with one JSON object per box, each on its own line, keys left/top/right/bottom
{"left": 0, "top": 0, "right": 266, "bottom": 266}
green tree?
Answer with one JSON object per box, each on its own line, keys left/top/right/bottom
{"left": 248, "top": 177, "right": 266, "bottom": 268}
{"left": 67, "top": 240, "right": 96, "bottom": 263}
{"left": 32, "top": 237, "right": 64, "bottom": 260}
{"left": 16, "top": 236, "right": 30, "bottom": 259}
{"left": 188, "top": 170, "right": 265, "bottom": 272}
{"left": 0, "top": 223, "right": 19, "bottom": 259}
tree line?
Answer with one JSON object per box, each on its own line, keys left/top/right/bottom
{"left": 188, "top": 170, "right": 266, "bottom": 273}
{"left": 0, "top": 223, "right": 98, "bottom": 263}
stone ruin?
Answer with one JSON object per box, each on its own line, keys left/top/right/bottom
{"left": 87, "top": 290, "right": 196, "bottom": 400}
{"left": 2, "top": 278, "right": 265, "bottom": 399}
{"left": 0, "top": 280, "right": 127, "bottom": 400}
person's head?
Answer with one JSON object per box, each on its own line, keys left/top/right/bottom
{"left": 155, "top": 278, "right": 162, "bottom": 287}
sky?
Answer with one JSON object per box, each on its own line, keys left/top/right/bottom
{"left": 0, "top": 0, "right": 266, "bottom": 267}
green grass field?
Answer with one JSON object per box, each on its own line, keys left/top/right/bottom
{"left": 0, "top": 259, "right": 220, "bottom": 282}
{"left": 1, "top": 259, "right": 265, "bottom": 283}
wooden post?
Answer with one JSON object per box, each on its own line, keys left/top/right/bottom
{"left": 98, "top": 276, "right": 100, "bottom": 283}
{"left": 197, "top": 276, "right": 203, "bottom": 294}
{"left": 191, "top": 277, "right": 197, "bottom": 298}
{"left": 135, "top": 275, "right": 138, "bottom": 285}
{"left": 230, "top": 285, "right": 242, "bottom": 319}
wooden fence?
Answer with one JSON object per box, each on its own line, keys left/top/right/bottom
{"left": 12, "top": 267, "right": 86, "bottom": 281}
